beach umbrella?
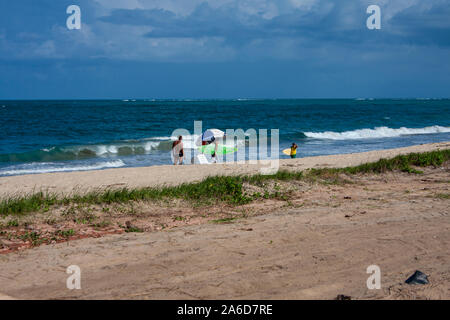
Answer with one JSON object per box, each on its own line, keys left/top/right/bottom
{"left": 195, "top": 129, "right": 225, "bottom": 146}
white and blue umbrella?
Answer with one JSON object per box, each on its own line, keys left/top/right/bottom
{"left": 195, "top": 129, "right": 225, "bottom": 146}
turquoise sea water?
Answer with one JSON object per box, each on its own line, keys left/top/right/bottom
{"left": 0, "top": 99, "right": 449, "bottom": 176}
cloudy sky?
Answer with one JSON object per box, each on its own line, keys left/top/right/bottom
{"left": 0, "top": 0, "right": 449, "bottom": 99}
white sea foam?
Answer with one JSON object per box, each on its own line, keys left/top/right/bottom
{"left": 145, "top": 136, "right": 174, "bottom": 141}
{"left": 107, "top": 145, "right": 118, "bottom": 154}
{"left": 0, "top": 160, "right": 125, "bottom": 176}
{"left": 304, "top": 126, "right": 450, "bottom": 140}
{"left": 94, "top": 145, "right": 119, "bottom": 155}
{"left": 144, "top": 141, "right": 160, "bottom": 151}
{"left": 96, "top": 146, "right": 109, "bottom": 155}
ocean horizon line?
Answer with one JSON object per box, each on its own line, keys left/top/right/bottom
{"left": 1, "top": 97, "right": 450, "bottom": 102}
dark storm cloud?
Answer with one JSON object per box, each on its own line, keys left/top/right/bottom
{"left": 1, "top": 0, "right": 449, "bottom": 99}
{"left": 98, "top": 1, "right": 450, "bottom": 47}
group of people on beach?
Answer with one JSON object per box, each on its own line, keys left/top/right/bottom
{"left": 172, "top": 136, "right": 298, "bottom": 165}
{"left": 172, "top": 135, "right": 219, "bottom": 165}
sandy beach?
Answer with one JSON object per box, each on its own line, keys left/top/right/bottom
{"left": 0, "top": 142, "right": 449, "bottom": 300}
{"left": 3, "top": 0, "right": 450, "bottom": 304}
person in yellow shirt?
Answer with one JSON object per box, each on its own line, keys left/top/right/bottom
{"left": 290, "top": 143, "right": 298, "bottom": 159}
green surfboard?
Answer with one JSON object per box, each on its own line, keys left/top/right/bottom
{"left": 199, "top": 144, "right": 237, "bottom": 155}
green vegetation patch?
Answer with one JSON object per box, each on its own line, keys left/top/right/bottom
{"left": 0, "top": 149, "right": 448, "bottom": 216}
{"left": 211, "top": 217, "right": 238, "bottom": 224}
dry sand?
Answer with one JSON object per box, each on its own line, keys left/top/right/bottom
{"left": 0, "top": 142, "right": 449, "bottom": 300}
{"left": 1, "top": 141, "right": 449, "bottom": 198}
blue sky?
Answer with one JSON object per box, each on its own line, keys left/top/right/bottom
{"left": 0, "top": 0, "right": 449, "bottom": 99}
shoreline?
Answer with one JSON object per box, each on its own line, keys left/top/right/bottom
{"left": 1, "top": 141, "right": 449, "bottom": 198}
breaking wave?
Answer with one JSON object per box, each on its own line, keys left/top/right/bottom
{"left": 0, "top": 160, "right": 125, "bottom": 176}
{"left": 0, "top": 134, "right": 246, "bottom": 164}
{"left": 303, "top": 126, "right": 450, "bottom": 140}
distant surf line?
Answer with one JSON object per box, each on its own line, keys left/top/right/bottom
{"left": 303, "top": 125, "right": 450, "bottom": 140}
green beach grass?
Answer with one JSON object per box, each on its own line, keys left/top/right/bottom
{"left": 0, "top": 149, "right": 448, "bottom": 217}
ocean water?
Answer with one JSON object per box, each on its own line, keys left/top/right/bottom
{"left": 0, "top": 99, "right": 449, "bottom": 176}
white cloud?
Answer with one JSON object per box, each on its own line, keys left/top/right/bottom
{"left": 1, "top": 0, "right": 449, "bottom": 63}
{"left": 34, "top": 40, "right": 58, "bottom": 58}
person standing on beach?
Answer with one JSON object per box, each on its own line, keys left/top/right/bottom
{"left": 202, "top": 135, "right": 219, "bottom": 163}
{"left": 172, "top": 136, "right": 184, "bottom": 165}
{"left": 290, "top": 143, "right": 298, "bottom": 159}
